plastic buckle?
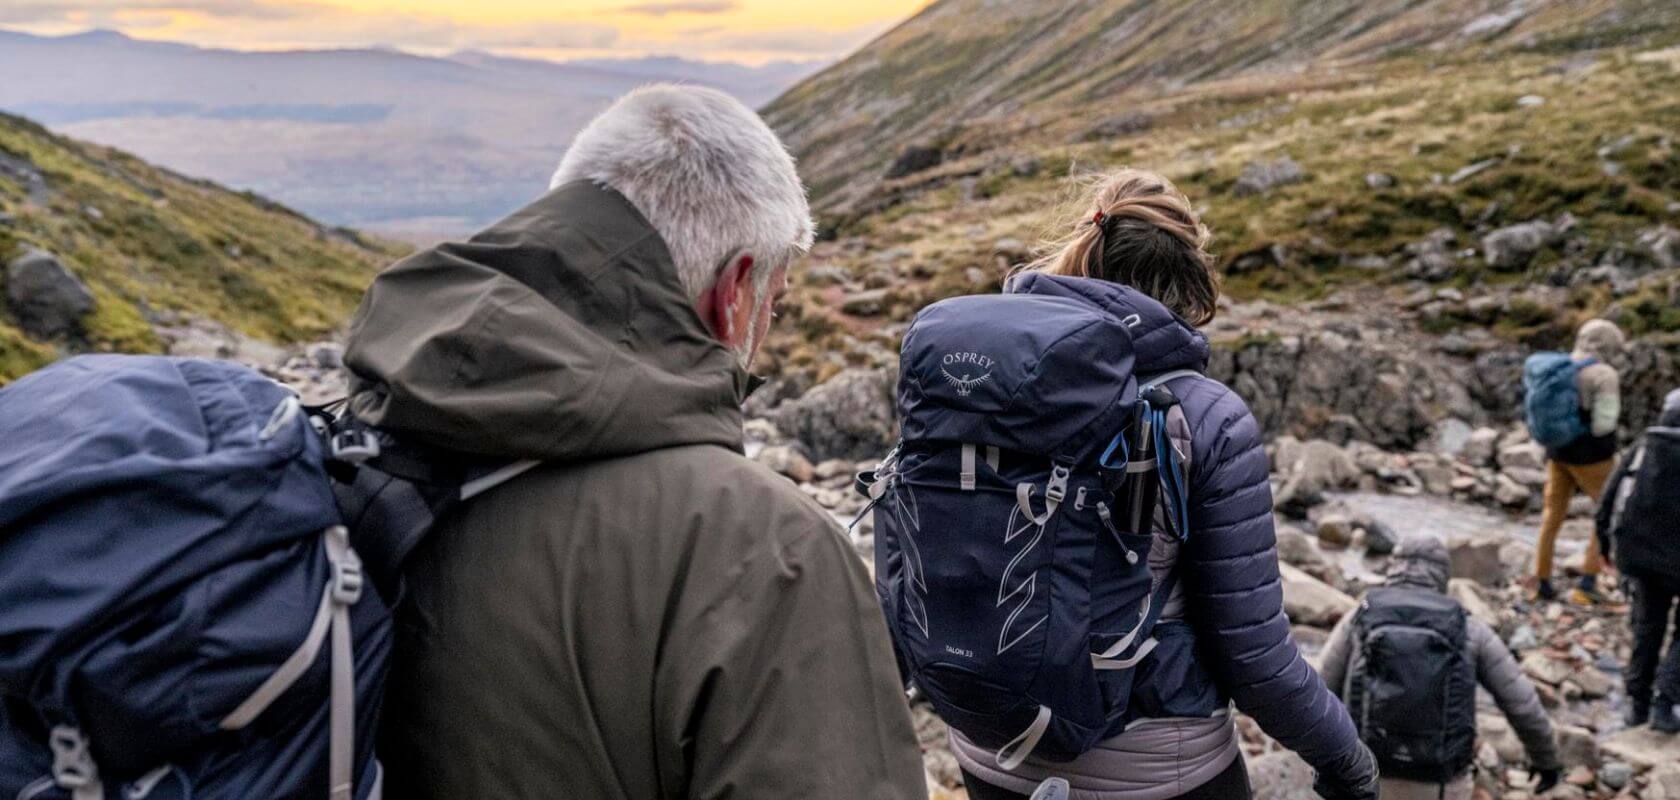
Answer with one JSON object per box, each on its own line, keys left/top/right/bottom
{"left": 330, "top": 429, "right": 380, "bottom": 464}
{"left": 331, "top": 556, "right": 364, "bottom": 605}
{"left": 1046, "top": 465, "right": 1071, "bottom": 504}
{"left": 49, "top": 726, "right": 96, "bottom": 790}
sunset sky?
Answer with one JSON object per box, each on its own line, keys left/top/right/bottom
{"left": 0, "top": 0, "right": 931, "bottom": 64}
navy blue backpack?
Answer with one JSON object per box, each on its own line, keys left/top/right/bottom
{"left": 863, "top": 276, "right": 1195, "bottom": 770}
{"left": 0, "top": 355, "right": 533, "bottom": 800}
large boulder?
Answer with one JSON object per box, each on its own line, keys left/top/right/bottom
{"left": 772, "top": 368, "right": 898, "bottom": 462}
{"left": 1600, "top": 725, "right": 1675, "bottom": 770}
{"left": 1233, "top": 156, "right": 1307, "bottom": 197}
{"left": 1482, "top": 217, "right": 1568, "bottom": 270}
{"left": 1280, "top": 562, "right": 1357, "bottom": 628}
{"left": 5, "top": 247, "right": 94, "bottom": 338}
{"left": 1208, "top": 331, "right": 1477, "bottom": 450}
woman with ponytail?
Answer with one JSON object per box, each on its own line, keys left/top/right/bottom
{"left": 950, "top": 170, "right": 1379, "bottom": 800}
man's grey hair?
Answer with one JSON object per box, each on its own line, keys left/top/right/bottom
{"left": 551, "top": 84, "right": 815, "bottom": 301}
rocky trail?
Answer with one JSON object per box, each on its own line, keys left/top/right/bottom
{"left": 227, "top": 317, "right": 1679, "bottom": 800}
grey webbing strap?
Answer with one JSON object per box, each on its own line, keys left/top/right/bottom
{"left": 986, "top": 446, "right": 1001, "bottom": 472}
{"left": 324, "top": 526, "right": 361, "bottom": 800}
{"left": 995, "top": 705, "right": 1053, "bottom": 771}
{"left": 961, "top": 444, "right": 977, "bottom": 491}
{"left": 1141, "top": 369, "right": 1202, "bottom": 391}
{"left": 220, "top": 527, "right": 362, "bottom": 800}
{"left": 1093, "top": 636, "right": 1160, "bottom": 670}
{"left": 1091, "top": 594, "right": 1150, "bottom": 663}
{"left": 461, "top": 459, "right": 541, "bottom": 501}
{"left": 1124, "top": 458, "right": 1157, "bottom": 473}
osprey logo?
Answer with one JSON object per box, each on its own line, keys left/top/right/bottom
{"left": 940, "top": 352, "right": 995, "bottom": 397}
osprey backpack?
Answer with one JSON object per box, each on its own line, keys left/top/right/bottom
{"left": 1606, "top": 426, "right": 1680, "bottom": 582}
{"left": 1346, "top": 587, "right": 1477, "bottom": 784}
{"left": 0, "top": 355, "right": 534, "bottom": 800}
{"left": 862, "top": 277, "right": 1195, "bottom": 770}
{"left": 1523, "top": 353, "right": 1593, "bottom": 449}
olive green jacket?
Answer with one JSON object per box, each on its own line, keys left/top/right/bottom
{"left": 348, "top": 181, "right": 925, "bottom": 800}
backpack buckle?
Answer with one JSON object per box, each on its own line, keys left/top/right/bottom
{"left": 1046, "top": 465, "right": 1071, "bottom": 505}
{"left": 49, "top": 726, "right": 98, "bottom": 790}
{"left": 330, "top": 429, "right": 381, "bottom": 464}
{"left": 332, "top": 557, "right": 364, "bottom": 605}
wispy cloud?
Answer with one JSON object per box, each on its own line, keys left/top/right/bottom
{"left": 619, "top": 1, "right": 739, "bottom": 17}
{"left": 0, "top": 0, "right": 313, "bottom": 26}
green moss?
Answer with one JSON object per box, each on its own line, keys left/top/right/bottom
{"left": 0, "top": 322, "right": 54, "bottom": 385}
{"left": 0, "top": 111, "right": 407, "bottom": 381}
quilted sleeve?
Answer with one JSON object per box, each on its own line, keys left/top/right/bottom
{"left": 1179, "top": 383, "right": 1370, "bottom": 782}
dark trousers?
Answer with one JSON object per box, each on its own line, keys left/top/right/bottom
{"left": 961, "top": 756, "right": 1251, "bottom": 800}
{"left": 1627, "top": 570, "right": 1680, "bottom": 705}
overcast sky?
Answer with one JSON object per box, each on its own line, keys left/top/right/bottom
{"left": 0, "top": 0, "right": 930, "bottom": 64}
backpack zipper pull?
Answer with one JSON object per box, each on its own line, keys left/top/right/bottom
{"left": 1096, "top": 502, "right": 1139, "bottom": 565}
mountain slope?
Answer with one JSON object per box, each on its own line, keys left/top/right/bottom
{"left": 0, "top": 112, "right": 402, "bottom": 382}
{"left": 766, "top": 0, "right": 1680, "bottom": 211}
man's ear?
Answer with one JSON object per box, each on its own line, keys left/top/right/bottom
{"left": 705, "top": 252, "right": 754, "bottom": 344}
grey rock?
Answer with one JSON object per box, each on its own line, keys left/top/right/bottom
{"left": 1449, "top": 537, "right": 1507, "bottom": 585}
{"left": 1246, "top": 751, "right": 1318, "bottom": 800}
{"left": 1553, "top": 724, "right": 1599, "bottom": 768}
{"left": 1279, "top": 562, "right": 1357, "bottom": 627}
{"left": 1431, "top": 418, "right": 1474, "bottom": 456}
{"left": 1461, "top": 7, "right": 1525, "bottom": 39}
{"left": 755, "top": 444, "right": 815, "bottom": 483}
{"left": 1599, "top": 762, "right": 1634, "bottom": 790}
{"left": 772, "top": 368, "right": 897, "bottom": 462}
{"left": 841, "top": 288, "right": 891, "bottom": 316}
{"left": 1086, "top": 111, "right": 1154, "bottom": 140}
{"left": 1233, "top": 156, "right": 1307, "bottom": 197}
{"left": 1364, "top": 172, "right": 1396, "bottom": 189}
{"left": 309, "top": 342, "right": 344, "bottom": 370}
{"left": 1449, "top": 157, "right": 1502, "bottom": 184}
{"left": 1483, "top": 219, "right": 1565, "bottom": 270}
{"left": 1517, "top": 94, "right": 1547, "bottom": 108}
{"left": 5, "top": 248, "right": 94, "bottom": 338}
{"left": 1601, "top": 725, "right": 1675, "bottom": 770}
{"left": 1463, "top": 427, "right": 1502, "bottom": 466}
{"left": 1498, "top": 442, "right": 1546, "bottom": 471}
{"left": 1638, "top": 225, "right": 1678, "bottom": 270}
{"left": 885, "top": 145, "right": 942, "bottom": 179}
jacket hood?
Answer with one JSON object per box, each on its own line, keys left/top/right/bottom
{"left": 344, "top": 181, "right": 747, "bottom": 460}
{"left": 1007, "top": 273, "right": 1212, "bottom": 376}
{"left": 1573, "top": 319, "right": 1626, "bottom": 363}
{"left": 1387, "top": 535, "right": 1451, "bottom": 593}
{"left": 1661, "top": 388, "right": 1680, "bottom": 428}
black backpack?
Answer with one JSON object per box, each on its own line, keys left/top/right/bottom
{"left": 1347, "top": 587, "right": 1477, "bottom": 783}
{"left": 1607, "top": 428, "right": 1680, "bottom": 581}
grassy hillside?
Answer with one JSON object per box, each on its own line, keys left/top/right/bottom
{"left": 0, "top": 112, "right": 403, "bottom": 382}
{"left": 757, "top": 5, "right": 1680, "bottom": 387}
{"left": 767, "top": 0, "right": 1680, "bottom": 213}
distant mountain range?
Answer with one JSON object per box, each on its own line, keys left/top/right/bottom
{"left": 0, "top": 28, "right": 824, "bottom": 240}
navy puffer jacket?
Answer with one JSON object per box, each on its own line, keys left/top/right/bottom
{"left": 1013, "top": 274, "right": 1371, "bottom": 785}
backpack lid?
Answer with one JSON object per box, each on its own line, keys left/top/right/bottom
{"left": 897, "top": 290, "right": 1138, "bottom": 461}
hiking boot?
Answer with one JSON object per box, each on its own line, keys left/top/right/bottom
{"left": 1626, "top": 699, "right": 1651, "bottom": 728}
{"left": 1654, "top": 699, "right": 1680, "bottom": 734}
{"left": 1531, "top": 580, "right": 1557, "bottom": 602}
{"left": 1568, "top": 587, "right": 1607, "bottom": 606}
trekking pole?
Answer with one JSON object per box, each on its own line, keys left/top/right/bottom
{"left": 1126, "top": 395, "right": 1161, "bottom": 535}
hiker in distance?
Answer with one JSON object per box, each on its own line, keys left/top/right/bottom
{"left": 356, "top": 85, "right": 927, "bottom": 799}
{"left": 920, "top": 170, "right": 1380, "bottom": 800}
{"left": 1596, "top": 387, "right": 1680, "bottom": 732}
{"left": 1320, "top": 536, "right": 1562, "bottom": 800}
{"left": 1526, "top": 318, "right": 1626, "bottom": 604}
